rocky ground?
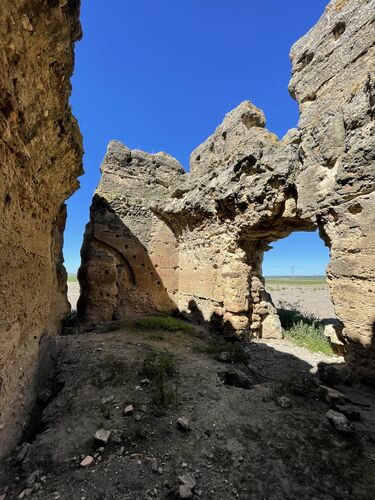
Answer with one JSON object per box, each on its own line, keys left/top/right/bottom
{"left": 0, "top": 321, "right": 374, "bottom": 500}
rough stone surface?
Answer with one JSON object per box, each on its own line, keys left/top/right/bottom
{"left": 94, "top": 429, "right": 110, "bottom": 446}
{"left": 326, "top": 409, "right": 351, "bottom": 434}
{"left": 0, "top": 0, "right": 82, "bottom": 456}
{"left": 79, "top": 0, "right": 374, "bottom": 380}
{"left": 77, "top": 142, "right": 184, "bottom": 324}
{"left": 289, "top": 0, "right": 375, "bottom": 381}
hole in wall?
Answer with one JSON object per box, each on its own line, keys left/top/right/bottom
{"left": 332, "top": 22, "right": 346, "bottom": 40}
{"left": 297, "top": 50, "right": 314, "bottom": 70}
{"left": 262, "top": 230, "right": 336, "bottom": 354}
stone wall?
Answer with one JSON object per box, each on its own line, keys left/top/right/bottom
{"left": 79, "top": 0, "right": 374, "bottom": 379}
{"left": 0, "top": 0, "right": 82, "bottom": 455}
{"left": 77, "top": 142, "right": 184, "bottom": 324}
{"left": 289, "top": 0, "right": 375, "bottom": 380}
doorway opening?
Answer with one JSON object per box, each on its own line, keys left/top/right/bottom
{"left": 262, "top": 230, "right": 343, "bottom": 356}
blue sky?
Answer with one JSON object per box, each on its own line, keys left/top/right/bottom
{"left": 64, "top": 0, "right": 329, "bottom": 275}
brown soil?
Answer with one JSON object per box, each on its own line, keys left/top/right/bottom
{"left": 0, "top": 324, "right": 374, "bottom": 499}
{"left": 267, "top": 284, "right": 335, "bottom": 321}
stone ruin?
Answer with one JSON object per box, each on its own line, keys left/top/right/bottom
{"left": 0, "top": 0, "right": 82, "bottom": 456}
{"left": 78, "top": 1, "right": 375, "bottom": 380}
{"left": 0, "top": 0, "right": 374, "bottom": 459}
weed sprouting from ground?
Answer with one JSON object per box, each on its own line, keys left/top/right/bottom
{"left": 278, "top": 307, "right": 333, "bottom": 355}
{"left": 142, "top": 349, "right": 179, "bottom": 410}
{"left": 97, "top": 401, "right": 113, "bottom": 420}
{"left": 93, "top": 354, "right": 128, "bottom": 388}
{"left": 135, "top": 316, "right": 196, "bottom": 334}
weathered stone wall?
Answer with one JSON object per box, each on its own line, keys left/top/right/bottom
{"left": 158, "top": 101, "right": 309, "bottom": 338}
{"left": 0, "top": 0, "right": 82, "bottom": 455}
{"left": 79, "top": 0, "right": 374, "bottom": 379}
{"left": 80, "top": 103, "right": 308, "bottom": 339}
{"left": 77, "top": 141, "right": 184, "bottom": 324}
{"left": 289, "top": 0, "right": 375, "bottom": 380}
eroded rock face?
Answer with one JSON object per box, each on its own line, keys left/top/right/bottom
{"left": 79, "top": 103, "right": 310, "bottom": 337}
{"left": 80, "top": 0, "right": 374, "bottom": 379}
{"left": 0, "top": 1, "right": 82, "bottom": 455}
{"left": 289, "top": 0, "right": 375, "bottom": 380}
{"left": 78, "top": 142, "right": 184, "bottom": 324}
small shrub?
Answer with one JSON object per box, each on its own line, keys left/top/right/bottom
{"left": 135, "top": 316, "right": 196, "bottom": 334}
{"left": 97, "top": 401, "right": 113, "bottom": 420}
{"left": 143, "top": 350, "right": 177, "bottom": 378}
{"left": 279, "top": 307, "right": 333, "bottom": 356}
{"left": 142, "top": 349, "right": 179, "bottom": 409}
{"left": 93, "top": 354, "right": 128, "bottom": 388}
{"left": 278, "top": 308, "right": 316, "bottom": 330}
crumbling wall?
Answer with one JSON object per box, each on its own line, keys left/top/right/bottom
{"left": 0, "top": 0, "right": 83, "bottom": 455}
{"left": 79, "top": 0, "right": 374, "bottom": 380}
{"left": 80, "top": 103, "right": 308, "bottom": 339}
{"left": 77, "top": 141, "right": 184, "bottom": 324}
{"left": 158, "top": 101, "right": 309, "bottom": 338}
{"left": 289, "top": 0, "right": 375, "bottom": 380}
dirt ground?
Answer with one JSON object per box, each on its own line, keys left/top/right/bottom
{"left": 267, "top": 284, "right": 335, "bottom": 321}
{"left": 1, "top": 322, "right": 374, "bottom": 500}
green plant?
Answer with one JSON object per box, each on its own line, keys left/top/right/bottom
{"left": 194, "top": 341, "right": 249, "bottom": 363}
{"left": 97, "top": 401, "right": 113, "bottom": 420}
{"left": 135, "top": 316, "right": 196, "bottom": 334}
{"left": 93, "top": 354, "right": 128, "bottom": 388}
{"left": 142, "top": 349, "right": 179, "bottom": 409}
{"left": 143, "top": 349, "right": 177, "bottom": 378}
{"left": 278, "top": 308, "right": 333, "bottom": 356}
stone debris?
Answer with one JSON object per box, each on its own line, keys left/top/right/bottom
{"left": 326, "top": 410, "right": 351, "bottom": 434}
{"left": 277, "top": 396, "right": 292, "bottom": 408}
{"left": 80, "top": 455, "right": 94, "bottom": 467}
{"left": 178, "top": 474, "right": 196, "bottom": 490}
{"left": 177, "top": 417, "right": 191, "bottom": 432}
{"left": 150, "top": 458, "right": 159, "bottom": 474}
{"left": 217, "top": 351, "right": 231, "bottom": 363}
{"left": 94, "top": 429, "right": 111, "bottom": 445}
{"left": 319, "top": 385, "right": 346, "bottom": 405}
{"left": 25, "top": 470, "right": 40, "bottom": 489}
{"left": 124, "top": 404, "right": 134, "bottom": 416}
{"left": 179, "top": 484, "right": 193, "bottom": 499}
{"left": 323, "top": 322, "right": 346, "bottom": 356}
{"left": 16, "top": 443, "right": 30, "bottom": 464}
{"left": 18, "top": 489, "right": 33, "bottom": 499}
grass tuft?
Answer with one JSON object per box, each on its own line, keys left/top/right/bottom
{"left": 142, "top": 349, "right": 179, "bottom": 410}
{"left": 135, "top": 316, "right": 196, "bottom": 334}
{"left": 93, "top": 354, "right": 128, "bottom": 388}
{"left": 279, "top": 308, "right": 333, "bottom": 356}
{"left": 97, "top": 401, "right": 113, "bottom": 420}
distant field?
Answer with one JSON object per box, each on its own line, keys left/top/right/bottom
{"left": 68, "top": 274, "right": 327, "bottom": 285}
{"left": 265, "top": 276, "right": 327, "bottom": 286}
